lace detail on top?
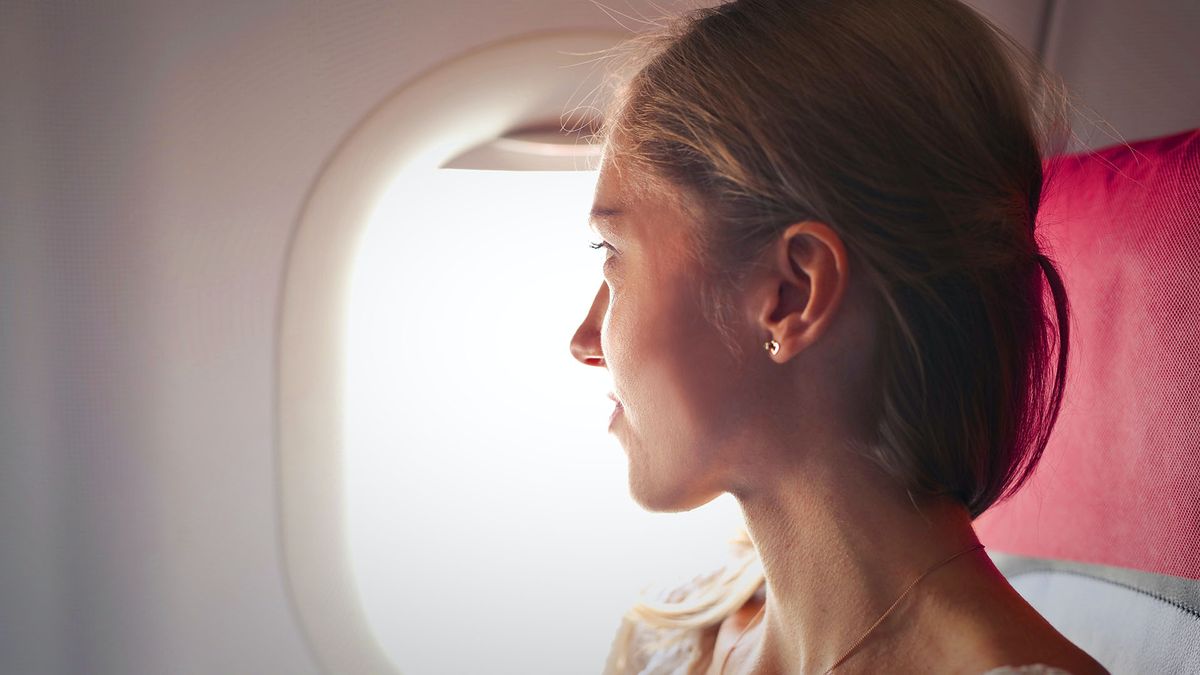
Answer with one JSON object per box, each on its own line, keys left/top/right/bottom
{"left": 600, "top": 533, "right": 1076, "bottom": 675}
{"left": 605, "top": 620, "right": 1074, "bottom": 675}
{"left": 984, "top": 662, "right": 1070, "bottom": 667}
{"left": 602, "top": 618, "right": 714, "bottom": 675}
{"left": 601, "top": 577, "right": 721, "bottom": 675}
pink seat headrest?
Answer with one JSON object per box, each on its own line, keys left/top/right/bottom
{"left": 976, "top": 128, "right": 1200, "bottom": 580}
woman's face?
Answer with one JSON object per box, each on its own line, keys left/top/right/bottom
{"left": 570, "top": 152, "right": 760, "bottom": 512}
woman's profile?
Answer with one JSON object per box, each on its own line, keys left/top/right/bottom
{"left": 569, "top": 0, "right": 1110, "bottom": 673}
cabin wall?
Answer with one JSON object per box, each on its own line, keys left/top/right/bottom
{"left": 1044, "top": 0, "right": 1200, "bottom": 148}
{"left": 1, "top": 1, "right": 1194, "bottom": 674}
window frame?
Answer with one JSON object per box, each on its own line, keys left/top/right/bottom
{"left": 276, "top": 30, "right": 620, "bottom": 673}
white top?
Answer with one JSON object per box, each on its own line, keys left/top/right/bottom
{"left": 979, "top": 662, "right": 1075, "bottom": 667}
{"left": 602, "top": 568, "right": 1075, "bottom": 675}
{"left": 603, "top": 614, "right": 1073, "bottom": 674}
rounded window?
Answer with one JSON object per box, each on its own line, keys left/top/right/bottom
{"left": 278, "top": 31, "right": 745, "bottom": 673}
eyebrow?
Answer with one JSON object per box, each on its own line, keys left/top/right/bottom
{"left": 589, "top": 206, "right": 623, "bottom": 231}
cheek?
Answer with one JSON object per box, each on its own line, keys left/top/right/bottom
{"left": 622, "top": 288, "right": 717, "bottom": 414}
{"left": 601, "top": 292, "right": 647, "bottom": 377}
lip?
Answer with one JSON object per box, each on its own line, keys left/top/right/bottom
{"left": 608, "top": 401, "right": 623, "bottom": 427}
{"left": 607, "top": 391, "right": 621, "bottom": 404}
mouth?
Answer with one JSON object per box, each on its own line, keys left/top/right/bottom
{"left": 607, "top": 392, "right": 623, "bottom": 426}
{"left": 608, "top": 402, "right": 623, "bottom": 426}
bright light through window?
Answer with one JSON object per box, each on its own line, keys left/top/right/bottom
{"left": 345, "top": 168, "right": 745, "bottom": 673}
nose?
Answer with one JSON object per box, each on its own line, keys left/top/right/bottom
{"left": 570, "top": 281, "right": 608, "bottom": 368}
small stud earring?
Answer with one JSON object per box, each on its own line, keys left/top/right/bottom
{"left": 764, "top": 339, "right": 780, "bottom": 356}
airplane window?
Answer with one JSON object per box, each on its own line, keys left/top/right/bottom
{"left": 343, "top": 166, "right": 746, "bottom": 672}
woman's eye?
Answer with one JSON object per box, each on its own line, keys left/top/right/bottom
{"left": 589, "top": 240, "right": 616, "bottom": 258}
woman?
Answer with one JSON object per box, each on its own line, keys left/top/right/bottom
{"left": 569, "top": 0, "right": 1109, "bottom": 673}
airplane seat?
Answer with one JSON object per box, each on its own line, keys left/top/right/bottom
{"left": 974, "top": 127, "right": 1200, "bottom": 674}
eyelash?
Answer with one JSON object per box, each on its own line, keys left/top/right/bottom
{"left": 589, "top": 240, "right": 616, "bottom": 255}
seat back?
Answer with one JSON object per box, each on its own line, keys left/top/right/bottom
{"left": 975, "top": 128, "right": 1200, "bottom": 674}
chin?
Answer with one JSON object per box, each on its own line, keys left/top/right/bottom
{"left": 628, "top": 467, "right": 721, "bottom": 514}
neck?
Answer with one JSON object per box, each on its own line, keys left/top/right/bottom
{"left": 730, "top": 454, "right": 983, "bottom": 674}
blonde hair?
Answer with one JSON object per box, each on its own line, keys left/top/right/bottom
{"left": 592, "top": 0, "right": 1074, "bottom": 669}
{"left": 603, "top": 527, "right": 764, "bottom": 674}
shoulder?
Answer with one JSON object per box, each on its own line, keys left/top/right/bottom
{"left": 603, "top": 536, "right": 760, "bottom": 675}
{"left": 601, "top": 568, "right": 725, "bottom": 675}
{"left": 981, "top": 666, "right": 1075, "bottom": 675}
{"left": 602, "top": 615, "right": 715, "bottom": 675}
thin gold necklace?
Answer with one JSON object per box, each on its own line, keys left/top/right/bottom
{"left": 717, "top": 543, "right": 985, "bottom": 675}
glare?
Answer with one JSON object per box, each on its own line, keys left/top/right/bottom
{"left": 345, "top": 168, "right": 746, "bottom": 674}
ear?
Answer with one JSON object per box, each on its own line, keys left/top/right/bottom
{"left": 754, "top": 221, "right": 849, "bottom": 361}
